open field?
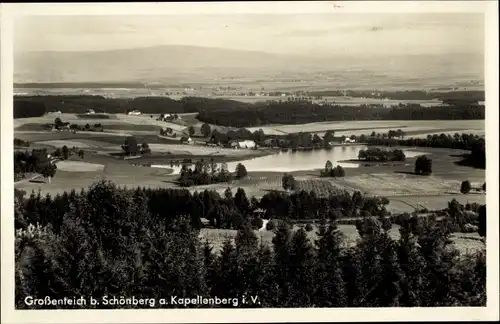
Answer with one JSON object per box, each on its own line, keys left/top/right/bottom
{"left": 56, "top": 160, "right": 105, "bottom": 172}
{"left": 15, "top": 157, "right": 178, "bottom": 196}
{"left": 199, "top": 225, "right": 485, "bottom": 256}
{"left": 411, "top": 129, "right": 486, "bottom": 138}
{"left": 14, "top": 112, "right": 234, "bottom": 144}
{"left": 15, "top": 131, "right": 182, "bottom": 146}
{"left": 294, "top": 179, "right": 341, "bottom": 196}
{"left": 387, "top": 195, "right": 485, "bottom": 213}
{"left": 15, "top": 113, "right": 186, "bottom": 133}
{"left": 331, "top": 173, "right": 470, "bottom": 196}
{"left": 16, "top": 114, "right": 484, "bottom": 141}
{"left": 37, "top": 140, "right": 93, "bottom": 149}
{"left": 247, "top": 120, "right": 485, "bottom": 136}
{"left": 15, "top": 114, "right": 116, "bottom": 128}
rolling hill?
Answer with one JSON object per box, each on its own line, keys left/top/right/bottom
{"left": 14, "top": 45, "right": 484, "bottom": 88}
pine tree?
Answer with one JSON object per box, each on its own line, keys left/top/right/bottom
{"left": 396, "top": 215, "right": 427, "bottom": 306}
{"left": 271, "top": 221, "right": 292, "bottom": 306}
{"left": 255, "top": 243, "right": 275, "bottom": 307}
{"left": 203, "top": 241, "right": 218, "bottom": 296}
{"left": 213, "top": 239, "right": 239, "bottom": 298}
{"left": 354, "top": 218, "right": 385, "bottom": 306}
{"left": 234, "top": 188, "right": 251, "bottom": 214}
{"left": 314, "top": 222, "right": 347, "bottom": 307}
{"left": 287, "top": 228, "right": 316, "bottom": 307}
{"left": 234, "top": 225, "right": 260, "bottom": 301}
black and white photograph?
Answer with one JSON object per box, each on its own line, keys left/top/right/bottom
{"left": 1, "top": 1, "right": 499, "bottom": 323}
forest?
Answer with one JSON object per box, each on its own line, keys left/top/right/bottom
{"left": 196, "top": 101, "right": 484, "bottom": 127}
{"left": 14, "top": 94, "right": 484, "bottom": 124}
{"left": 14, "top": 181, "right": 486, "bottom": 309}
{"left": 13, "top": 95, "right": 247, "bottom": 117}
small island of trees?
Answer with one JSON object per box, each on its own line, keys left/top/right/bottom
{"left": 358, "top": 148, "right": 406, "bottom": 162}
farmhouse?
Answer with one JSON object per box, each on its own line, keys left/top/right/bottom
{"left": 51, "top": 122, "right": 71, "bottom": 132}
{"left": 343, "top": 138, "right": 356, "bottom": 144}
{"left": 237, "top": 140, "right": 256, "bottom": 149}
{"left": 181, "top": 136, "right": 194, "bottom": 144}
{"left": 158, "top": 113, "right": 181, "bottom": 121}
{"left": 59, "top": 123, "right": 71, "bottom": 131}
{"left": 158, "top": 113, "right": 172, "bottom": 121}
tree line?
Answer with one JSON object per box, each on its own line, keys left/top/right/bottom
{"left": 14, "top": 181, "right": 486, "bottom": 309}
{"left": 367, "top": 132, "right": 485, "bottom": 169}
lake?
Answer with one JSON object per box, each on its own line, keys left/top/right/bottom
{"left": 151, "top": 145, "right": 427, "bottom": 175}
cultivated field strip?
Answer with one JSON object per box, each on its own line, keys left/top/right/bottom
{"left": 249, "top": 120, "right": 485, "bottom": 136}
{"left": 339, "top": 173, "right": 463, "bottom": 196}
{"left": 294, "top": 179, "right": 341, "bottom": 197}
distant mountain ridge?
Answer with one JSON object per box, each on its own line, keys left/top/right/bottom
{"left": 14, "top": 45, "right": 484, "bottom": 86}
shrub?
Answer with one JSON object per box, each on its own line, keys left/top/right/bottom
{"left": 305, "top": 223, "right": 314, "bottom": 232}
{"left": 462, "top": 223, "right": 479, "bottom": 233}
{"left": 415, "top": 155, "right": 432, "bottom": 175}
{"left": 265, "top": 220, "right": 276, "bottom": 231}
{"left": 251, "top": 217, "right": 264, "bottom": 230}
{"left": 282, "top": 173, "right": 296, "bottom": 190}
{"left": 460, "top": 180, "right": 471, "bottom": 194}
{"left": 235, "top": 163, "right": 248, "bottom": 179}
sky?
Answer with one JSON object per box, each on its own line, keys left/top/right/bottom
{"left": 14, "top": 13, "right": 484, "bottom": 58}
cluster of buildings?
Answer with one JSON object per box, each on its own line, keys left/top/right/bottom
{"left": 50, "top": 123, "right": 71, "bottom": 132}
{"left": 342, "top": 138, "right": 356, "bottom": 144}
{"left": 157, "top": 113, "right": 181, "bottom": 121}
{"left": 229, "top": 140, "right": 256, "bottom": 149}
{"left": 180, "top": 136, "right": 257, "bottom": 150}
